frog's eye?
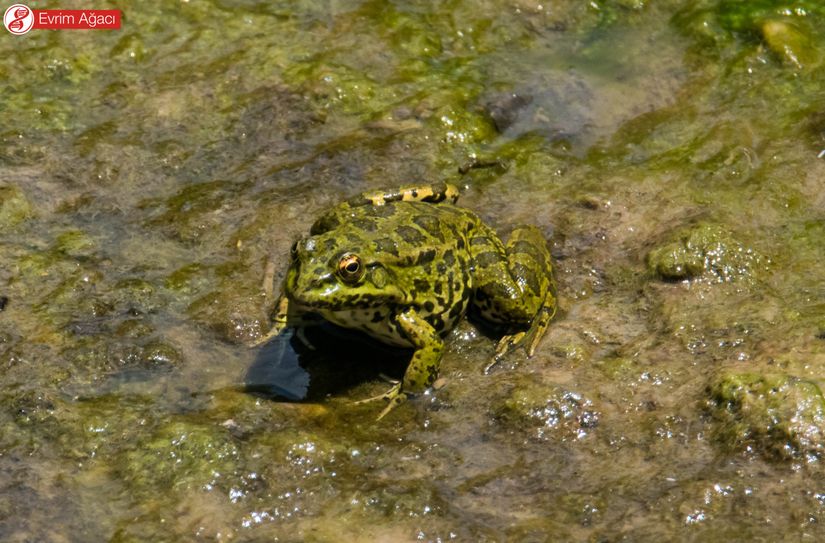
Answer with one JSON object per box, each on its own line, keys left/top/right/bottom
{"left": 337, "top": 253, "right": 364, "bottom": 283}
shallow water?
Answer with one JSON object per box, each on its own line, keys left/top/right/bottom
{"left": 2, "top": 0, "right": 825, "bottom": 540}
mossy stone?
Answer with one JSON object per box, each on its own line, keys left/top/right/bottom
{"left": 708, "top": 371, "right": 825, "bottom": 461}
{"left": 647, "top": 223, "right": 765, "bottom": 282}
{"left": 0, "top": 185, "right": 33, "bottom": 228}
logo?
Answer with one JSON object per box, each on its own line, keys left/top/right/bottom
{"left": 4, "top": 3, "right": 34, "bottom": 35}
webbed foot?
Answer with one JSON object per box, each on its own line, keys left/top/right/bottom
{"left": 486, "top": 302, "right": 556, "bottom": 373}
{"left": 354, "top": 382, "right": 408, "bottom": 421}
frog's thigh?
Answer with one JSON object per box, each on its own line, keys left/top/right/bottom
{"left": 395, "top": 308, "right": 444, "bottom": 394}
{"left": 505, "top": 225, "right": 554, "bottom": 307}
{"left": 470, "top": 232, "right": 531, "bottom": 324}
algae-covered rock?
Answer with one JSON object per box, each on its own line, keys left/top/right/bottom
{"left": 53, "top": 230, "right": 96, "bottom": 258}
{"left": 491, "top": 380, "right": 599, "bottom": 441}
{"left": 708, "top": 372, "right": 825, "bottom": 461}
{"left": 188, "top": 289, "right": 267, "bottom": 344}
{"left": 0, "top": 185, "right": 33, "bottom": 228}
{"left": 647, "top": 223, "right": 765, "bottom": 282}
{"left": 121, "top": 421, "right": 240, "bottom": 495}
{"left": 760, "top": 19, "right": 819, "bottom": 69}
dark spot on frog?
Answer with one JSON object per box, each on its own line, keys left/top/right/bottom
{"left": 413, "top": 215, "right": 443, "bottom": 240}
{"left": 373, "top": 237, "right": 399, "bottom": 257}
{"left": 475, "top": 251, "right": 501, "bottom": 268}
{"left": 415, "top": 248, "right": 437, "bottom": 266}
{"left": 350, "top": 218, "right": 377, "bottom": 232}
{"left": 442, "top": 250, "right": 455, "bottom": 267}
{"left": 310, "top": 215, "right": 340, "bottom": 235}
{"left": 471, "top": 236, "right": 489, "bottom": 246}
{"left": 397, "top": 225, "right": 426, "bottom": 245}
{"left": 371, "top": 311, "right": 384, "bottom": 323}
{"left": 436, "top": 262, "right": 447, "bottom": 274}
{"left": 433, "top": 282, "right": 443, "bottom": 295}
{"left": 423, "top": 301, "right": 435, "bottom": 313}
{"left": 428, "top": 315, "right": 445, "bottom": 333}
{"left": 456, "top": 237, "right": 465, "bottom": 250}
{"left": 414, "top": 279, "right": 429, "bottom": 293}
{"left": 371, "top": 205, "right": 396, "bottom": 219}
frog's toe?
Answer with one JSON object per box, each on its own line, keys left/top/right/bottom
{"left": 248, "top": 324, "right": 288, "bottom": 348}
{"left": 354, "top": 382, "right": 407, "bottom": 420}
{"left": 376, "top": 391, "right": 407, "bottom": 421}
{"left": 489, "top": 305, "right": 554, "bottom": 370}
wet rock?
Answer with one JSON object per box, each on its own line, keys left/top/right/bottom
{"left": 0, "top": 184, "right": 33, "bottom": 228}
{"left": 188, "top": 290, "right": 267, "bottom": 344}
{"left": 140, "top": 341, "right": 182, "bottom": 369}
{"left": 491, "top": 379, "right": 599, "bottom": 441}
{"left": 53, "top": 230, "right": 96, "bottom": 258}
{"left": 120, "top": 420, "right": 241, "bottom": 496}
{"left": 477, "top": 58, "right": 684, "bottom": 154}
{"left": 483, "top": 93, "right": 533, "bottom": 133}
{"left": 647, "top": 223, "right": 765, "bottom": 282}
{"left": 707, "top": 372, "right": 825, "bottom": 461}
{"left": 114, "top": 318, "right": 154, "bottom": 339}
{"left": 761, "top": 19, "right": 819, "bottom": 69}
{"left": 111, "top": 278, "right": 158, "bottom": 314}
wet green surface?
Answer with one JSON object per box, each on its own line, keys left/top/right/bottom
{"left": 2, "top": 0, "right": 825, "bottom": 540}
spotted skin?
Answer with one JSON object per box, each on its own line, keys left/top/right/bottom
{"left": 258, "top": 183, "right": 556, "bottom": 419}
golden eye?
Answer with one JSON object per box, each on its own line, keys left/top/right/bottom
{"left": 337, "top": 253, "right": 364, "bottom": 282}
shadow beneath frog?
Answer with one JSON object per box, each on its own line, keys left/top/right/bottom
{"left": 244, "top": 323, "right": 411, "bottom": 402}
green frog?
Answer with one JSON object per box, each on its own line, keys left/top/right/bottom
{"left": 258, "top": 182, "right": 556, "bottom": 419}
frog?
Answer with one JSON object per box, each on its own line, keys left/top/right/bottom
{"left": 256, "top": 182, "right": 557, "bottom": 419}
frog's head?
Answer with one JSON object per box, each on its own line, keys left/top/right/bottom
{"left": 284, "top": 230, "right": 405, "bottom": 311}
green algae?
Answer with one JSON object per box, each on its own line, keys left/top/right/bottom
{"left": 491, "top": 377, "right": 600, "bottom": 441}
{"left": 0, "top": 185, "right": 33, "bottom": 228}
{"left": 647, "top": 223, "right": 766, "bottom": 282}
{"left": 708, "top": 372, "right": 825, "bottom": 461}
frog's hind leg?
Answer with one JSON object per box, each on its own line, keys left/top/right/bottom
{"left": 349, "top": 182, "right": 460, "bottom": 207}
{"left": 471, "top": 225, "right": 557, "bottom": 368}
{"left": 311, "top": 183, "right": 460, "bottom": 235}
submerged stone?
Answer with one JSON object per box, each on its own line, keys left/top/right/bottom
{"left": 53, "top": 230, "right": 97, "bottom": 258}
{"left": 491, "top": 379, "right": 599, "bottom": 441}
{"left": 647, "top": 223, "right": 765, "bottom": 282}
{"left": 121, "top": 420, "right": 241, "bottom": 496}
{"left": 708, "top": 372, "right": 825, "bottom": 461}
{"left": 0, "top": 185, "right": 33, "bottom": 228}
{"left": 761, "top": 19, "right": 819, "bottom": 69}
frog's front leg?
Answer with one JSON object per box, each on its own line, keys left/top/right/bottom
{"left": 358, "top": 308, "right": 444, "bottom": 420}
{"left": 249, "top": 295, "right": 321, "bottom": 347}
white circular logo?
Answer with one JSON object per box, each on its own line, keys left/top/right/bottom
{"left": 4, "top": 4, "right": 34, "bottom": 35}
